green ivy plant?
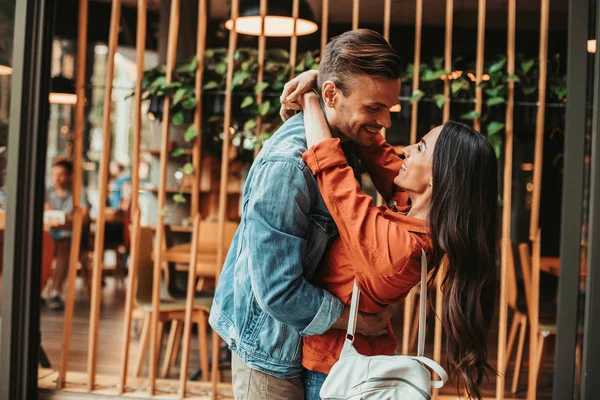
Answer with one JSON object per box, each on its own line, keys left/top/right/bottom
{"left": 138, "top": 48, "right": 320, "bottom": 206}
{"left": 403, "top": 53, "right": 567, "bottom": 158}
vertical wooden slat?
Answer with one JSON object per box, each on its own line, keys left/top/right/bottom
{"left": 383, "top": 0, "right": 391, "bottom": 41}
{"left": 254, "top": 0, "right": 267, "bottom": 157}
{"left": 432, "top": 265, "right": 444, "bottom": 400}
{"left": 320, "top": 0, "right": 329, "bottom": 59}
{"left": 497, "top": 1, "right": 516, "bottom": 398}
{"left": 179, "top": 2, "right": 208, "bottom": 394}
{"left": 401, "top": 288, "right": 415, "bottom": 354}
{"left": 149, "top": 0, "right": 180, "bottom": 394}
{"left": 289, "top": 0, "right": 299, "bottom": 80}
{"left": 211, "top": 0, "right": 239, "bottom": 397}
{"left": 442, "top": 0, "right": 453, "bottom": 123}
{"left": 178, "top": 214, "right": 201, "bottom": 397}
{"left": 527, "top": 230, "right": 541, "bottom": 400}
{"left": 529, "top": 0, "right": 550, "bottom": 241}
{"left": 86, "top": 0, "right": 121, "bottom": 391}
{"left": 58, "top": 0, "right": 87, "bottom": 389}
{"left": 473, "top": 0, "right": 486, "bottom": 132}
{"left": 191, "top": 0, "right": 207, "bottom": 216}
{"left": 117, "top": 0, "right": 147, "bottom": 392}
{"left": 409, "top": 0, "right": 423, "bottom": 145}
{"left": 352, "top": 0, "right": 359, "bottom": 30}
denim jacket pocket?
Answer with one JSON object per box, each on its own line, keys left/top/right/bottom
{"left": 303, "top": 210, "right": 338, "bottom": 278}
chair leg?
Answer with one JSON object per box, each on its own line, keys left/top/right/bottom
{"left": 511, "top": 315, "right": 527, "bottom": 394}
{"left": 160, "top": 319, "right": 180, "bottom": 378}
{"left": 505, "top": 313, "right": 521, "bottom": 375}
{"left": 134, "top": 315, "right": 150, "bottom": 377}
{"left": 198, "top": 313, "right": 210, "bottom": 382}
{"left": 156, "top": 321, "right": 164, "bottom": 368}
{"left": 535, "top": 334, "right": 546, "bottom": 385}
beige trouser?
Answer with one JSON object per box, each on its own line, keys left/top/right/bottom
{"left": 231, "top": 352, "right": 304, "bottom": 400}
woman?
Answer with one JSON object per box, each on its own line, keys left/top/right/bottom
{"left": 281, "top": 74, "right": 498, "bottom": 400}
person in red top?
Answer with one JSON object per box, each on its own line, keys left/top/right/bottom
{"left": 281, "top": 70, "right": 499, "bottom": 400}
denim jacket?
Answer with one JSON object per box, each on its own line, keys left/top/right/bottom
{"left": 209, "top": 113, "right": 360, "bottom": 378}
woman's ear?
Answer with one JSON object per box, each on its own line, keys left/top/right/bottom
{"left": 429, "top": 176, "right": 433, "bottom": 187}
{"left": 321, "top": 80, "right": 338, "bottom": 108}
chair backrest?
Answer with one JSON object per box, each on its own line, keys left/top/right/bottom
{"left": 134, "top": 225, "right": 155, "bottom": 306}
{"left": 198, "top": 220, "right": 238, "bottom": 251}
{"left": 505, "top": 240, "right": 518, "bottom": 311}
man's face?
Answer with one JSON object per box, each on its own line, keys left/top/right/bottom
{"left": 52, "top": 166, "right": 71, "bottom": 190}
{"left": 325, "top": 75, "right": 400, "bottom": 146}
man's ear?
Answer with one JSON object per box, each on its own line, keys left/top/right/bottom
{"left": 321, "top": 80, "right": 339, "bottom": 108}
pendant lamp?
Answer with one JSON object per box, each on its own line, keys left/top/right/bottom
{"left": 49, "top": 74, "right": 77, "bottom": 105}
{"left": 225, "top": 0, "right": 318, "bottom": 37}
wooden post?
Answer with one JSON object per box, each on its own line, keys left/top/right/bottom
{"left": 179, "top": 0, "right": 207, "bottom": 395}
{"left": 117, "top": 0, "right": 147, "bottom": 393}
{"left": 352, "top": 0, "right": 359, "bottom": 30}
{"left": 320, "top": 0, "right": 329, "bottom": 59}
{"left": 409, "top": 0, "right": 423, "bottom": 145}
{"left": 149, "top": 0, "right": 180, "bottom": 394}
{"left": 57, "top": 0, "right": 87, "bottom": 389}
{"left": 254, "top": 0, "right": 267, "bottom": 157}
{"left": 211, "top": 0, "right": 239, "bottom": 397}
{"left": 496, "top": 1, "right": 516, "bottom": 398}
{"left": 288, "top": 0, "right": 299, "bottom": 80}
{"left": 402, "top": 287, "right": 416, "bottom": 354}
{"left": 86, "top": 0, "right": 121, "bottom": 391}
{"left": 178, "top": 214, "right": 201, "bottom": 397}
{"left": 383, "top": 0, "right": 391, "bottom": 41}
{"left": 191, "top": 0, "right": 207, "bottom": 216}
{"left": 529, "top": 0, "right": 550, "bottom": 241}
{"left": 474, "top": 0, "right": 486, "bottom": 132}
{"left": 527, "top": 230, "right": 541, "bottom": 400}
{"left": 433, "top": 3, "right": 454, "bottom": 395}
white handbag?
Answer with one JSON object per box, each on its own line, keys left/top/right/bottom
{"left": 320, "top": 249, "right": 448, "bottom": 399}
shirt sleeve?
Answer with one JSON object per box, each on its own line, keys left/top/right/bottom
{"left": 245, "top": 158, "right": 344, "bottom": 336}
{"left": 355, "top": 133, "right": 410, "bottom": 208}
{"left": 303, "top": 139, "right": 421, "bottom": 304}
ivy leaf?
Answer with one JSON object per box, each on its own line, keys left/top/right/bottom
{"left": 175, "top": 57, "right": 197, "bottom": 73}
{"left": 521, "top": 59, "right": 535, "bottom": 74}
{"left": 181, "top": 97, "right": 196, "bottom": 110}
{"left": 432, "top": 57, "right": 444, "bottom": 70}
{"left": 433, "top": 94, "right": 446, "bottom": 109}
{"left": 421, "top": 70, "right": 446, "bottom": 82}
{"left": 488, "top": 132, "right": 503, "bottom": 158}
{"left": 487, "top": 121, "right": 505, "bottom": 136}
{"left": 409, "top": 90, "right": 425, "bottom": 104}
{"left": 485, "top": 88, "right": 501, "bottom": 98}
{"left": 184, "top": 125, "right": 199, "bottom": 142}
{"left": 523, "top": 86, "right": 537, "bottom": 95}
{"left": 451, "top": 79, "right": 469, "bottom": 94}
{"left": 244, "top": 119, "right": 257, "bottom": 131}
{"left": 554, "top": 87, "right": 567, "bottom": 99}
{"left": 215, "top": 62, "right": 227, "bottom": 75}
{"left": 461, "top": 110, "right": 480, "bottom": 120}
{"left": 487, "top": 97, "right": 506, "bottom": 106}
{"left": 171, "top": 147, "right": 184, "bottom": 157}
{"left": 489, "top": 57, "right": 506, "bottom": 73}
{"left": 173, "top": 193, "right": 187, "bottom": 203}
{"left": 149, "top": 76, "right": 166, "bottom": 90}
{"left": 160, "top": 206, "right": 171, "bottom": 217}
{"left": 258, "top": 100, "right": 271, "bottom": 116}
{"left": 172, "top": 88, "right": 188, "bottom": 105}
{"left": 241, "top": 96, "right": 254, "bottom": 108}
{"left": 507, "top": 74, "right": 521, "bottom": 82}
{"left": 232, "top": 71, "right": 250, "bottom": 89}
{"left": 203, "top": 81, "right": 219, "bottom": 90}
{"left": 172, "top": 112, "right": 185, "bottom": 125}
{"left": 181, "top": 163, "right": 194, "bottom": 175}
{"left": 254, "top": 82, "right": 269, "bottom": 94}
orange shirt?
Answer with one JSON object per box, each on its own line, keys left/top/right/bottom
{"left": 301, "top": 134, "right": 433, "bottom": 375}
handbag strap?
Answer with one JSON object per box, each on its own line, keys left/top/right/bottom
{"left": 346, "top": 249, "right": 428, "bottom": 350}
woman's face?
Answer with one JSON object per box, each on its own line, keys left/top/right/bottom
{"left": 393, "top": 126, "right": 442, "bottom": 193}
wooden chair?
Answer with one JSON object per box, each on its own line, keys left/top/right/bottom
{"left": 133, "top": 221, "right": 238, "bottom": 380}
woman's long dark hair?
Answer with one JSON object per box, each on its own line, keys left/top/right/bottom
{"left": 428, "top": 121, "right": 498, "bottom": 399}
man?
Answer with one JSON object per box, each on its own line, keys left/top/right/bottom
{"left": 45, "top": 158, "right": 89, "bottom": 310}
{"left": 209, "top": 29, "right": 402, "bottom": 399}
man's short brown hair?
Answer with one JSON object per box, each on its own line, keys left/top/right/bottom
{"left": 317, "top": 29, "right": 402, "bottom": 96}
{"left": 53, "top": 157, "right": 74, "bottom": 175}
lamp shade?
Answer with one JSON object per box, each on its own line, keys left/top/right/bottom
{"left": 225, "top": 0, "right": 318, "bottom": 37}
{"left": 49, "top": 75, "right": 77, "bottom": 105}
